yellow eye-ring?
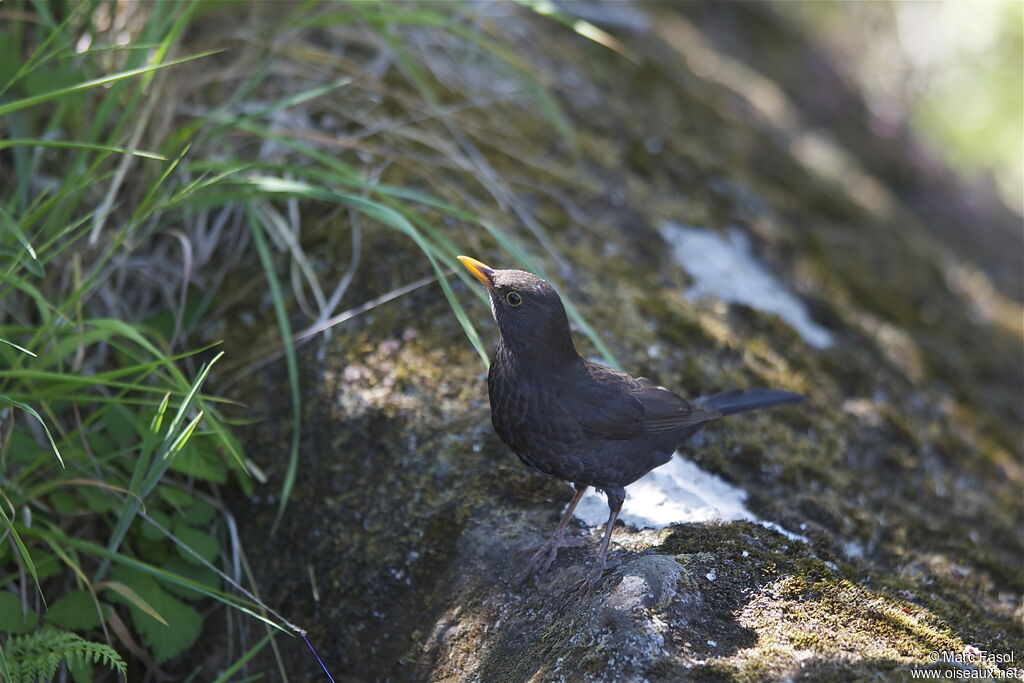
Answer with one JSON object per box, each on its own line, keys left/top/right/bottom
{"left": 505, "top": 291, "right": 523, "bottom": 307}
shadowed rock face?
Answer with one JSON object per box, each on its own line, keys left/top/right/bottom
{"left": 225, "top": 3, "right": 1022, "bottom": 681}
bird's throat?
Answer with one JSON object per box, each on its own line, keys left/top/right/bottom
{"left": 494, "top": 334, "right": 580, "bottom": 376}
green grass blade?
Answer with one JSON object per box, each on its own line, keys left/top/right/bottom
{"left": 142, "top": 0, "right": 199, "bottom": 90}
{"left": 233, "top": 77, "right": 352, "bottom": 124}
{"left": 0, "top": 338, "right": 37, "bottom": 357}
{"left": 247, "top": 203, "right": 302, "bottom": 530}
{"left": 0, "top": 504, "right": 44, "bottom": 603}
{"left": 0, "top": 271, "right": 55, "bottom": 331}
{"left": 167, "top": 410, "right": 204, "bottom": 456}
{"left": 34, "top": 526, "right": 290, "bottom": 634}
{"left": 0, "top": 139, "right": 167, "bottom": 159}
{"left": 334, "top": 194, "right": 490, "bottom": 365}
{"left": 211, "top": 633, "right": 274, "bottom": 683}
{"left": 100, "top": 580, "right": 169, "bottom": 626}
{"left": 239, "top": 176, "right": 490, "bottom": 364}
{"left": 158, "top": 350, "right": 224, "bottom": 448}
{"left": 0, "top": 203, "right": 43, "bottom": 277}
{"left": 0, "top": 50, "right": 222, "bottom": 117}
{"left": 97, "top": 352, "right": 224, "bottom": 581}
{"left": 0, "top": 394, "right": 63, "bottom": 467}
{"left": 0, "top": 1, "right": 83, "bottom": 99}
{"left": 0, "top": 644, "right": 11, "bottom": 682}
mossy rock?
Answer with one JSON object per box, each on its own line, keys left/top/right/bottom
{"left": 220, "top": 3, "right": 1021, "bottom": 681}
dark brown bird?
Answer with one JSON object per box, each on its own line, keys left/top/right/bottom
{"left": 458, "top": 255, "right": 802, "bottom": 591}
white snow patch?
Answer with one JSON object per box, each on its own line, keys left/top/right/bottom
{"left": 574, "top": 454, "right": 809, "bottom": 544}
{"left": 660, "top": 222, "right": 833, "bottom": 349}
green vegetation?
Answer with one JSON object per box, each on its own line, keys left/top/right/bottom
{"left": 0, "top": 2, "right": 282, "bottom": 677}
{"left": 1, "top": 627, "right": 126, "bottom": 683}
{"left": 0, "top": 0, "right": 607, "bottom": 678}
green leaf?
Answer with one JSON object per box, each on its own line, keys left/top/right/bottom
{"left": 49, "top": 491, "right": 80, "bottom": 515}
{"left": 27, "top": 546, "right": 62, "bottom": 583}
{"left": 44, "top": 590, "right": 102, "bottom": 630}
{"left": 156, "top": 486, "right": 193, "bottom": 509}
{"left": 28, "top": 525, "right": 289, "bottom": 635}
{"left": 135, "top": 536, "right": 172, "bottom": 567}
{"left": 0, "top": 393, "right": 63, "bottom": 467}
{"left": 69, "top": 657, "right": 93, "bottom": 683}
{"left": 5, "top": 425, "right": 48, "bottom": 465}
{"left": 161, "top": 557, "right": 221, "bottom": 601}
{"left": 138, "top": 510, "right": 172, "bottom": 542}
{"left": 109, "top": 566, "right": 202, "bottom": 664}
{"left": 182, "top": 497, "right": 216, "bottom": 527}
{"left": 79, "top": 486, "right": 121, "bottom": 515}
{"left": 0, "top": 591, "right": 38, "bottom": 634}
{"left": 167, "top": 440, "right": 227, "bottom": 483}
{"left": 172, "top": 524, "right": 219, "bottom": 566}
{"left": 102, "top": 402, "right": 139, "bottom": 450}
{"left": 2, "top": 627, "right": 126, "bottom": 680}
{"left": 101, "top": 580, "right": 168, "bottom": 626}
{"left": 84, "top": 428, "right": 116, "bottom": 456}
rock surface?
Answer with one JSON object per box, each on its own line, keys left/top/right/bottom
{"left": 225, "top": 3, "right": 1022, "bottom": 680}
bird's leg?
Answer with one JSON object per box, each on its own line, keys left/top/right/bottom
{"left": 523, "top": 484, "right": 589, "bottom": 577}
{"left": 593, "top": 506, "right": 621, "bottom": 572}
{"left": 569, "top": 487, "right": 624, "bottom": 597}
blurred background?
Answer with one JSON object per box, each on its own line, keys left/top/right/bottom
{"left": 788, "top": 0, "right": 1022, "bottom": 213}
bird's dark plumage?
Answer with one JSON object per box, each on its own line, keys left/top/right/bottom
{"left": 458, "top": 256, "right": 803, "bottom": 589}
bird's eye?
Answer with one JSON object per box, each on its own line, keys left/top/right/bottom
{"left": 505, "top": 291, "right": 523, "bottom": 307}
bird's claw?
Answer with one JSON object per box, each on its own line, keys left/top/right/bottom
{"left": 564, "top": 560, "right": 611, "bottom": 600}
{"left": 521, "top": 533, "right": 586, "bottom": 579}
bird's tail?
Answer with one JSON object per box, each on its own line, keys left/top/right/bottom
{"left": 698, "top": 388, "right": 803, "bottom": 416}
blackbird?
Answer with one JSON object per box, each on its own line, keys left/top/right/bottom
{"left": 457, "top": 255, "right": 802, "bottom": 591}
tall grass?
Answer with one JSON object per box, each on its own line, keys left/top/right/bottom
{"left": 0, "top": 0, "right": 611, "bottom": 678}
{"left": 0, "top": 2, "right": 293, "bottom": 677}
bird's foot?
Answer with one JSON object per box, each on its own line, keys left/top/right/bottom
{"left": 564, "top": 555, "right": 620, "bottom": 600}
{"left": 521, "top": 531, "right": 587, "bottom": 579}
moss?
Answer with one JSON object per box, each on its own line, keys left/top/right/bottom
{"left": 725, "top": 576, "right": 965, "bottom": 679}
{"left": 216, "top": 4, "right": 1021, "bottom": 680}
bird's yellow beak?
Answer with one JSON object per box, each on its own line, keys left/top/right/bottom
{"left": 457, "top": 255, "right": 495, "bottom": 290}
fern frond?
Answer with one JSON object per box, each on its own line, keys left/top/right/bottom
{"left": 3, "top": 627, "right": 126, "bottom": 682}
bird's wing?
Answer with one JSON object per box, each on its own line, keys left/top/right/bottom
{"left": 561, "top": 362, "right": 718, "bottom": 440}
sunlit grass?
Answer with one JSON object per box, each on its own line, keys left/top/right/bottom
{"left": 1, "top": 1, "right": 303, "bottom": 676}
{"left": 0, "top": 0, "right": 614, "bottom": 677}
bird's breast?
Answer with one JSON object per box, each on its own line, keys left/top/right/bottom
{"left": 487, "top": 361, "right": 581, "bottom": 476}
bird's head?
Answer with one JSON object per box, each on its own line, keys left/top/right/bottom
{"left": 458, "top": 255, "right": 577, "bottom": 364}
